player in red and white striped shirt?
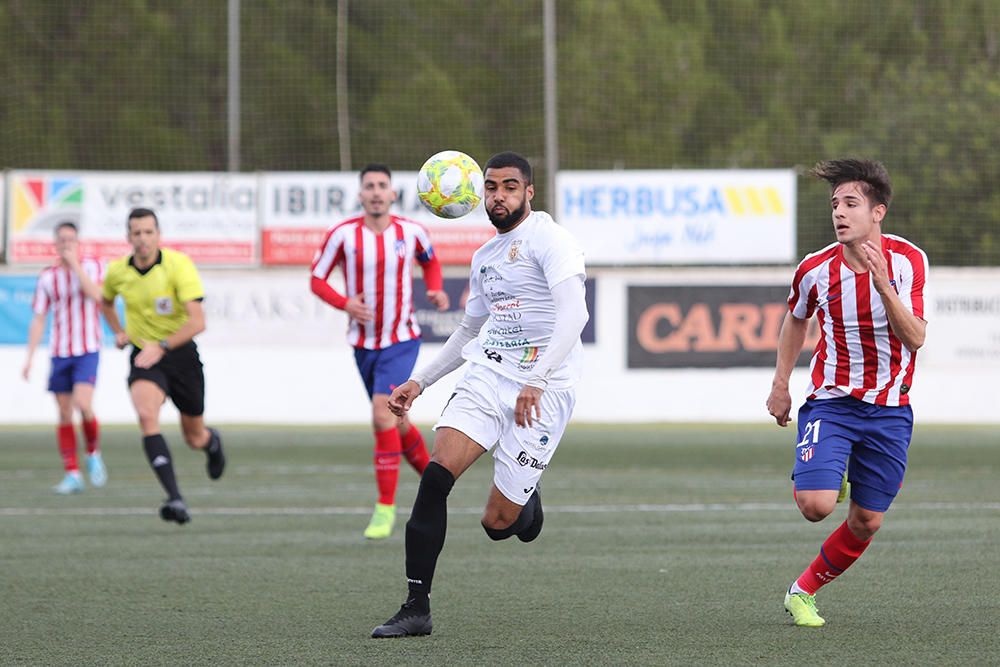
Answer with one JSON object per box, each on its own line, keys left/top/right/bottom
{"left": 767, "top": 159, "right": 928, "bottom": 627}
{"left": 22, "top": 222, "right": 108, "bottom": 495}
{"left": 311, "top": 164, "right": 449, "bottom": 539}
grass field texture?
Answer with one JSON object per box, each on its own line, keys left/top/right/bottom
{"left": 1, "top": 423, "right": 997, "bottom": 666}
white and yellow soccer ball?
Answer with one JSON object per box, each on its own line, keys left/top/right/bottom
{"left": 416, "top": 150, "right": 484, "bottom": 219}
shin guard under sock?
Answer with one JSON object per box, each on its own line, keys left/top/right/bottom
{"left": 143, "top": 434, "right": 182, "bottom": 501}
{"left": 796, "top": 520, "right": 872, "bottom": 594}
{"left": 404, "top": 462, "right": 455, "bottom": 598}
{"left": 401, "top": 425, "right": 430, "bottom": 474}
{"left": 57, "top": 424, "right": 79, "bottom": 472}
{"left": 82, "top": 418, "right": 100, "bottom": 455}
{"left": 374, "top": 428, "right": 402, "bottom": 505}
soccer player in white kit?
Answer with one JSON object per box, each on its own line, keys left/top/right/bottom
{"left": 371, "top": 152, "right": 589, "bottom": 638}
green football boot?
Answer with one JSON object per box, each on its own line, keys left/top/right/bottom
{"left": 837, "top": 471, "right": 850, "bottom": 503}
{"left": 364, "top": 503, "right": 396, "bottom": 539}
{"left": 784, "top": 590, "right": 826, "bottom": 627}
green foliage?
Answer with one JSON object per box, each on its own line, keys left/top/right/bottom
{"left": 0, "top": 0, "right": 996, "bottom": 264}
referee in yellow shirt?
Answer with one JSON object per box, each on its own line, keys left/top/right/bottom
{"left": 100, "top": 208, "right": 225, "bottom": 524}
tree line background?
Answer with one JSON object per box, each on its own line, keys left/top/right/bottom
{"left": 1, "top": 0, "right": 997, "bottom": 265}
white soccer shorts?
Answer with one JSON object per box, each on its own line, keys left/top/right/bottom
{"left": 434, "top": 362, "right": 576, "bottom": 505}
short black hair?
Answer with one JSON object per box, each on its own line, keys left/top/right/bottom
{"left": 127, "top": 207, "right": 159, "bottom": 231}
{"left": 360, "top": 163, "right": 392, "bottom": 180}
{"left": 485, "top": 152, "right": 533, "bottom": 185}
{"left": 54, "top": 221, "right": 78, "bottom": 235}
{"left": 810, "top": 158, "right": 892, "bottom": 208}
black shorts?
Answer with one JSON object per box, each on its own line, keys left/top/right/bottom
{"left": 129, "top": 342, "right": 205, "bottom": 417}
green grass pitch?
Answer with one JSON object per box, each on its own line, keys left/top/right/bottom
{"left": 1, "top": 423, "right": 997, "bottom": 665}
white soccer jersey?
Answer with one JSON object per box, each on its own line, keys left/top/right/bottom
{"left": 32, "top": 258, "right": 104, "bottom": 358}
{"left": 461, "top": 211, "right": 586, "bottom": 389}
{"left": 311, "top": 215, "right": 436, "bottom": 350}
{"left": 788, "top": 234, "right": 928, "bottom": 406}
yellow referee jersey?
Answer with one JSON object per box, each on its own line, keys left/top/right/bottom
{"left": 102, "top": 248, "right": 204, "bottom": 347}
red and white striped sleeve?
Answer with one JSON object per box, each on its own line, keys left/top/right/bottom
{"left": 889, "top": 236, "right": 929, "bottom": 321}
{"left": 311, "top": 224, "right": 347, "bottom": 281}
{"left": 32, "top": 269, "right": 52, "bottom": 315}
{"left": 411, "top": 223, "right": 442, "bottom": 292}
{"left": 788, "top": 244, "right": 837, "bottom": 319}
{"left": 788, "top": 261, "right": 816, "bottom": 320}
{"left": 310, "top": 221, "right": 354, "bottom": 311}
{"left": 83, "top": 257, "right": 104, "bottom": 286}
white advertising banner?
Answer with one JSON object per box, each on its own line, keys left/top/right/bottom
{"left": 557, "top": 169, "right": 796, "bottom": 264}
{"left": 260, "top": 172, "right": 494, "bottom": 265}
{"left": 1, "top": 268, "right": 996, "bottom": 424}
{"left": 923, "top": 270, "right": 1000, "bottom": 368}
{"left": 198, "top": 270, "right": 346, "bottom": 347}
{"left": 5, "top": 170, "right": 258, "bottom": 265}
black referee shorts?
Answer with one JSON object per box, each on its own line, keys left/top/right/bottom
{"left": 128, "top": 342, "right": 205, "bottom": 417}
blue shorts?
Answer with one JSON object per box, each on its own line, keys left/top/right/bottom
{"left": 353, "top": 339, "right": 420, "bottom": 399}
{"left": 48, "top": 352, "right": 100, "bottom": 394}
{"left": 792, "top": 397, "right": 913, "bottom": 512}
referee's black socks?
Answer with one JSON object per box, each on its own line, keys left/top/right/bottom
{"left": 404, "top": 461, "right": 454, "bottom": 601}
{"left": 143, "top": 434, "right": 182, "bottom": 501}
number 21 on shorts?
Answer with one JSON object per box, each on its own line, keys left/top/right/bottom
{"left": 797, "top": 419, "right": 821, "bottom": 462}
{"left": 797, "top": 419, "right": 822, "bottom": 447}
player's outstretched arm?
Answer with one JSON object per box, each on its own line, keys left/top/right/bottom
{"left": 409, "top": 311, "right": 488, "bottom": 392}
{"left": 767, "top": 311, "right": 808, "bottom": 427}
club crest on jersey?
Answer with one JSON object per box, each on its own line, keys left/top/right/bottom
{"left": 507, "top": 240, "right": 522, "bottom": 262}
{"left": 154, "top": 297, "right": 174, "bottom": 315}
{"left": 798, "top": 444, "right": 814, "bottom": 463}
{"left": 394, "top": 239, "right": 406, "bottom": 258}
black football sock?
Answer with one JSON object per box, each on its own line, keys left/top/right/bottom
{"left": 483, "top": 491, "right": 537, "bottom": 540}
{"left": 143, "top": 434, "right": 182, "bottom": 501}
{"left": 404, "top": 462, "right": 455, "bottom": 604}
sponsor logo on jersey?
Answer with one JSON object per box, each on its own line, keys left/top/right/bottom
{"left": 483, "top": 349, "right": 503, "bottom": 364}
{"left": 516, "top": 450, "right": 547, "bottom": 470}
{"left": 488, "top": 325, "right": 523, "bottom": 336}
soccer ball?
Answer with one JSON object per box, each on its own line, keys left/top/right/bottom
{"left": 416, "top": 150, "right": 484, "bottom": 219}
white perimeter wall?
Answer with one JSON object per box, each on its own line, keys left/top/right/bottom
{"left": 1, "top": 267, "right": 997, "bottom": 425}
